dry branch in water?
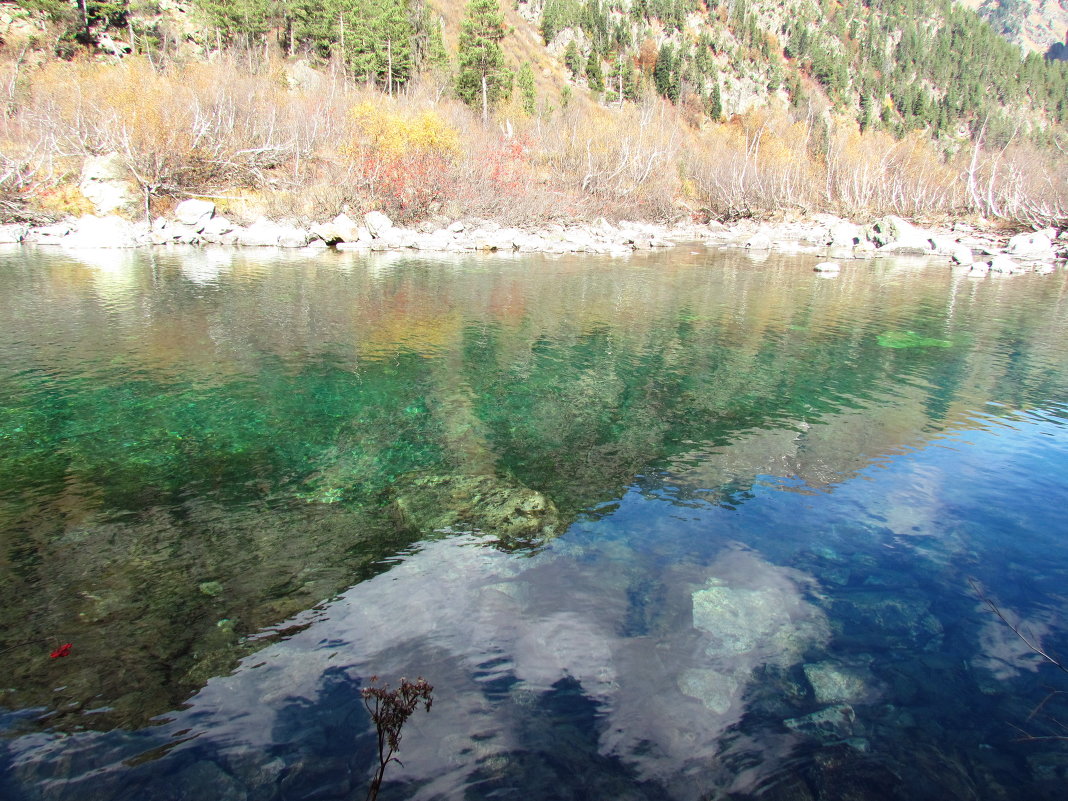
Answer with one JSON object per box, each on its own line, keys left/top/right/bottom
{"left": 361, "top": 676, "right": 434, "bottom": 801}
{"left": 970, "top": 578, "right": 1068, "bottom": 742}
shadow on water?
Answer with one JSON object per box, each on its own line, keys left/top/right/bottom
{"left": 2, "top": 247, "right": 1068, "bottom": 799}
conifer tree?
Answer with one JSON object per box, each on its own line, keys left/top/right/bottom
{"left": 564, "top": 39, "right": 583, "bottom": 77}
{"left": 586, "top": 50, "right": 605, "bottom": 91}
{"left": 195, "top": 0, "right": 274, "bottom": 42}
{"left": 708, "top": 79, "right": 722, "bottom": 119}
{"left": 518, "top": 62, "right": 537, "bottom": 114}
{"left": 373, "top": 0, "right": 416, "bottom": 94}
{"left": 653, "top": 42, "right": 673, "bottom": 98}
{"left": 456, "top": 0, "right": 511, "bottom": 123}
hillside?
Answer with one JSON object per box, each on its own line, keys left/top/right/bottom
{"left": 959, "top": 0, "right": 1068, "bottom": 57}
{"left": 0, "top": 0, "right": 1065, "bottom": 227}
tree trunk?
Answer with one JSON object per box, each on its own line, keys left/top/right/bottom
{"left": 388, "top": 38, "right": 393, "bottom": 96}
{"left": 481, "top": 72, "right": 488, "bottom": 125}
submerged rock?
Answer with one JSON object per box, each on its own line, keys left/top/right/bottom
{"left": 692, "top": 561, "right": 830, "bottom": 664}
{"left": 804, "top": 658, "right": 879, "bottom": 705}
{"left": 832, "top": 590, "right": 943, "bottom": 650}
{"left": 392, "top": 473, "right": 560, "bottom": 545}
{"left": 784, "top": 703, "right": 856, "bottom": 741}
{"left": 678, "top": 668, "right": 739, "bottom": 714}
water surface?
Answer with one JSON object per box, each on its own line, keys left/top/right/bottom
{"left": 1, "top": 245, "right": 1068, "bottom": 800}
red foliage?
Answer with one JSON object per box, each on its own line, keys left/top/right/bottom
{"left": 357, "top": 151, "right": 457, "bottom": 223}
{"left": 483, "top": 135, "right": 533, "bottom": 196}
{"left": 50, "top": 643, "right": 72, "bottom": 659}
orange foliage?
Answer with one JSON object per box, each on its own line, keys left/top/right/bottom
{"left": 637, "top": 39, "right": 658, "bottom": 75}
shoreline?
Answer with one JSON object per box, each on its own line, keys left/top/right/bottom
{"left": 1, "top": 203, "right": 1065, "bottom": 276}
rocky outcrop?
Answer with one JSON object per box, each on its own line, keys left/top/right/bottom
{"left": 79, "top": 153, "right": 140, "bottom": 216}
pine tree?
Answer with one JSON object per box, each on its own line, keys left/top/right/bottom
{"left": 374, "top": 0, "right": 416, "bottom": 94}
{"left": 540, "top": 0, "right": 563, "bottom": 44}
{"left": 653, "top": 42, "right": 673, "bottom": 98}
{"left": 624, "top": 58, "right": 641, "bottom": 100}
{"left": 194, "top": 0, "right": 275, "bottom": 42}
{"left": 586, "top": 50, "right": 605, "bottom": 91}
{"left": 518, "top": 62, "right": 537, "bottom": 114}
{"left": 425, "top": 14, "right": 450, "bottom": 71}
{"left": 564, "top": 39, "right": 583, "bottom": 77}
{"left": 456, "top": 0, "right": 511, "bottom": 123}
{"left": 708, "top": 79, "right": 722, "bottom": 119}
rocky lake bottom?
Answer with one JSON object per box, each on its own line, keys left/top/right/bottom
{"left": 1, "top": 245, "right": 1068, "bottom": 800}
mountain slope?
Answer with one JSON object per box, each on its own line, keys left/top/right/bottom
{"left": 958, "top": 0, "right": 1068, "bottom": 56}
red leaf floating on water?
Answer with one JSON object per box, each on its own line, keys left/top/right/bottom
{"left": 50, "top": 643, "right": 72, "bottom": 659}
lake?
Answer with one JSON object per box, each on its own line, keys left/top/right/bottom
{"left": 1, "top": 244, "right": 1068, "bottom": 800}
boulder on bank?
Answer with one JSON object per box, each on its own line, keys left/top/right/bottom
{"left": 201, "top": 216, "right": 235, "bottom": 240}
{"left": 870, "top": 216, "right": 933, "bottom": 252}
{"left": 62, "top": 214, "right": 146, "bottom": 248}
{"left": 174, "top": 199, "right": 216, "bottom": 229}
{"left": 311, "top": 213, "right": 364, "bottom": 244}
{"left": 364, "top": 210, "right": 393, "bottom": 238}
{"left": 989, "top": 254, "right": 1027, "bottom": 274}
{"left": 743, "top": 232, "right": 772, "bottom": 250}
{"left": 1005, "top": 232, "right": 1055, "bottom": 261}
{"left": 79, "top": 153, "right": 140, "bottom": 216}
{"left": 0, "top": 224, "right": 27, "bottom": 244}
{"left": 950, "top": 245, "right": 974, "bottom": 265}
{"left": 236, "top": 218, "right": 308, "bottom": 247}
{"left": 151, "top": 220, "right": 201, "bottom": 245}
{"left": 828, "top": 221, "right": 863, "bottom": 247}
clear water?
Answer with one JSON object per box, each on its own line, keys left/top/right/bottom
{"left": 1, "top": 245, "right": 1068, "bottom": 800}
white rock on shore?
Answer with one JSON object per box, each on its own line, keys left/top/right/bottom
{"left": 870, "top": 215, "right": 934, "bottom": 252}
{"left": 174, "top": 199, "right": 216, "bottom": 229}
{"left": 61, "top": 215, "right": 147, "bottom": 249}
{"left": 9, "top": 207, "right": 1066, "bottom": 277}
{"left": 364, "top": 210, "right": 393, "bottom": 238}
{"left": 0, "top": 223, "right": 27, "bottom": 243}
{"left": 79, "top": 153, "right": 140, "bottom": 216}
{"left": 1005, "top": 231, "right": 1056, "bottom": 261}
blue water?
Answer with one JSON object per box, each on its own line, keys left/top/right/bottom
{"left": 1, "top": 246, "right": 1068, "bottom": 800}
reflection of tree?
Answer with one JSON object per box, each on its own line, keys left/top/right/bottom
{"left": 2, "top": 252, "right": 1068, "bottom": 730}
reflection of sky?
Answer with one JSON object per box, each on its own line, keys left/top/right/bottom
{"left": 5, "top": 402, "right": 1068, "bottom": 799}
{"left": 5, "top": 532, "right": 833, "bottom": 800}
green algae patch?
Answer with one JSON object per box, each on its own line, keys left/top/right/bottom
{"left": 877, "top": 331, "right": 952, "bottom": 349}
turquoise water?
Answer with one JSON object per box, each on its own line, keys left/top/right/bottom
{"left": 1, "top": 245, "right": 1068, "bottom": 799}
